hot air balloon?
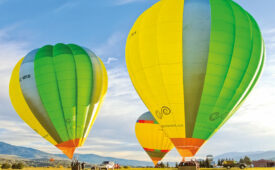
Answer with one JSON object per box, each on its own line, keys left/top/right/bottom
{"left": 126, "top": 0, "right": 265, "bottom": 160}
{"left": 135, "top": 112, "right": 174, "bottom": 166}
{"left": 9, "top": 43, "right": 108, "bottom": 159}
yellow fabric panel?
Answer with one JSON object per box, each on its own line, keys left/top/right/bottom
{"left": 126, "top": 0, "right": 185, "bottom": 138}
{"left": 9, "top": 58, "right": 58, "bottom": 145}
{"left": 135, "top": 123, "right": 174, "bottom": 151}
{"left": 80, "top": 58, "right": 108, "bottom": 146}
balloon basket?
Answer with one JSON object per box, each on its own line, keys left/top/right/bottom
{"left": 178, "top": 160, "right": 199, "bottom": 170}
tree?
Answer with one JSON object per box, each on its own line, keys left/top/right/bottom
{"left": 240, "top": 158, "right": 245, "bottom": 163}
{"left": 175, "top": 162, "right": 178, "bottom": 168}
{"left": 1, "top": 163, "right": 11, "bottom": 169}
{"left": 199, "top": 160, "right": 206, "bottom": 168}
{"left": 159, "top": 162, "right": 165, "bottom": 168}
{"left": 11, "top": 163, "right": 23, "bottom": 169}
{"left": 17, "top": 163, "right": 25, "bottom": 169}
{"left": 244, "top": 156, "right": 252, "bottom": 165}
{"left": 205, "top": 158, "right": 210, "bottom": 168}
{"left": 166, "top": 162, "right": 169, "bottom": 168}
{"left": 219, "top": 159, "right": 223, "bottom": 166}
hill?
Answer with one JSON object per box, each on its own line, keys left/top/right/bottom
{"left": 0, "top": 141, "right": 152, "bottom": 166}
{"left": 214, "top": 151, "right": 275, "bottom": 161}
{"left": 2, "top": 141, "right": 275, "bottom": 166}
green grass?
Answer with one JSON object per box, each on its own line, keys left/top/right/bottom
{"left": 2, "top": 168, "right": 275, "bottom": 170}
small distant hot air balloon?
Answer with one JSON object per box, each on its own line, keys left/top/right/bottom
{"left": 135, "top": 112, "right": 174, "bottom": 166}
{"left": 9, "top": 43, "right": 108, "bottom": 159}
{"left": 50, "top": 158, "right": 55, "bottom": 162}
{"left": 126, "top": 0, "right": 265, "bottom": 160}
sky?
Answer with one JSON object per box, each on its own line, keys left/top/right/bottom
{"left": 0, "top": 0, "right": 275, "bottom": 163}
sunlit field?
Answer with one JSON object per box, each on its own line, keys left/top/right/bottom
{"left": 3, "top": 168, "right": 275, "bottom": 170}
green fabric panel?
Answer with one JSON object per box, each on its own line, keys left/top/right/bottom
{"left": 215, "top": 11, "right": 265, "bottom": 130}
{"left": 52, "top": 44, "right": 77, "bottom": 141}
{"left": 239, "top": 41, "right": 265, "bottom": 101}
{"left": 68, "top": 44, "right": 93, "bottom": 139}
{"left": 146, "top": 150, "right": 166, "bottom": 159}
{"left": 192, "top": 0, "right": 236, "bottom": 139}
{"left": 34, "top": 45, "right": 70, "bottom": 142}
{"left": 193, "top": 0, "right": 264, "bottom": 140}
{"left": 182, "top": 0, "right": 211, "bottom": 138}
{"left": 217, "top": 49, "right": 264, "bottom": 132}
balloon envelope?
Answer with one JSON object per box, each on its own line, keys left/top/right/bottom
{"left": 135, "top": 112, "right": 174, "bottom": 165}
{"left": 9, "top": 43, "right": 108, "bottom": 159}
{"left": 126, "top": 0, "right": 265, "bottom": 158}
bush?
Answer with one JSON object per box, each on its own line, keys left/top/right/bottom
{"left": 11, "top": 162, "right": 24, "bottom": 169}
{"left": 123, "top": 166, "right": 130, "bottom": 169}
{"left": 1, "top": 163, "right": 11, "bottom": 169}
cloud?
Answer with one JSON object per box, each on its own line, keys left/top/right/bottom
{"left": 53, "top": 1, "right": 78, "bottom": 13}
{"left": 0, "top": 26, "right": 29, "bottom": 100}
{"left": 263, "top": 29, "right": 275, "bottom": 52}
{"left": 106, "top": 57, "right": 118, "bottom": 64}
{"left": 263, "top": 28, "right": 275, "bottom": 34}
{"left": 0, "top": 26, "right": 49, "bottom": 153}
{"left": 93, "top": 32, "right": 127, "bottom": 63}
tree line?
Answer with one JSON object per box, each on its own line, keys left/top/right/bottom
{"left": 216, "top": 156, "right": 252, "bottom": 166}
{"left": 1, "top": 162, "right": 25, "bottom": 169}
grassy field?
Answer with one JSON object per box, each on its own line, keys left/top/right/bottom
{"left": 2, "top": 168, "right": 275, "bottom": 170}
{"left": 122, "top": 169, "right": 275, "bottom": 170}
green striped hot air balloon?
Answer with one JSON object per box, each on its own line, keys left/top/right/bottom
{"left": 10, "top": 43, "right": 108, "bottom": 159}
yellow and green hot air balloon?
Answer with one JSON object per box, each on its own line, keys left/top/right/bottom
{"left": 9, "top": 43, "right": 108, "bottom": 159}
{"left": 126, "top": 0, "right": 265, "bottom": 159}
{"left": 135, "top": 112, "right": 174, "bottom": 166}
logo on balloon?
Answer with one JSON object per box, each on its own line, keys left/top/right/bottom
{"left": 131, "top": 31, "right": 137, "bottom": 37}
{"left": 209, "top": 112, "right": 228, "bottom": 121}
{"left": 156, "top": 106, "right": 171, "bottom": 119}
{"left": 19, "top": 74, "right": 31, "bottom": 82}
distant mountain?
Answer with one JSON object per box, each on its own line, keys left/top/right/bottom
{"left": 0, "top": 142, "right": 59, "bottom": 159}
{"left": 57, "top": 154, "right": 153, "bottom": 166}
{"left": 0, "top": 141, "right": 153, "bottom": 166}
{"left": 214, "top": 151, "right": 275, "bottom": 162}
{"left": 3, "top": 141, "right": 275, "bottom": 166}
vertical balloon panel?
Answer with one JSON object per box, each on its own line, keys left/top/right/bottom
{"left": 10, "top": 59, "right": 58, "bottom": 146}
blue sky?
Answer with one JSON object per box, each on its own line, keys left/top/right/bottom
{"left": 0, "top": 0, "right": 275, "bottom": 163}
